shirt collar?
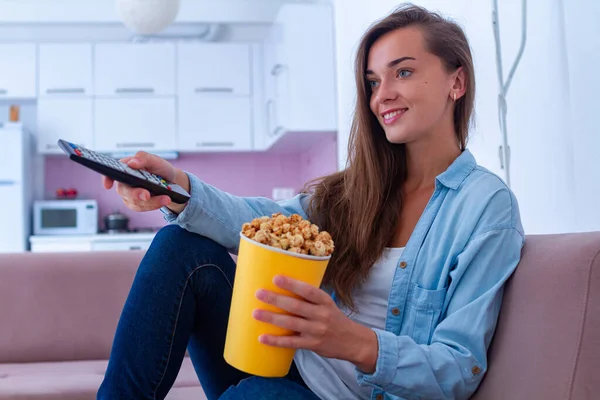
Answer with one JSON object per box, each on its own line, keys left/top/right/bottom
{"left": 435, "top": 149, "right": 477, "bottom": 190}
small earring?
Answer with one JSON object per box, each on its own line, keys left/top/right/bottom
{"left": 453, "top": 93, "right": 457, "bottom": 102}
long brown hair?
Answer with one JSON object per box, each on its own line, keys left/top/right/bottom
{"left": 304, "top": 4, "right": 476, "bottom": 310}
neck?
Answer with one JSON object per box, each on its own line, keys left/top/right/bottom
{"left": 403, "top": 130, "right": 462, "bottom": 193}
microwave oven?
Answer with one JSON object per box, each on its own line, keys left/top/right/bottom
{"left": 33, "top": 199, "right": 98, "bottom": 235}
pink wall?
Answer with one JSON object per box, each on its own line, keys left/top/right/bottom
{"left": 44, "top": 134, "right": 338, "bottom": 230}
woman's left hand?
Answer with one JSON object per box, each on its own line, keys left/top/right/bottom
{"left": 253, "top": 275, "right": 378, "bottom": 373}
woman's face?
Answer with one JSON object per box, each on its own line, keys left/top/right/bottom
{"left": 367, "top": 26, "right": 462, "bottom": 145}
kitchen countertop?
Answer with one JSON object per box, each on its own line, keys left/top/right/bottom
{"left": 29, "top": 232, "right": 157, "bottom": 243}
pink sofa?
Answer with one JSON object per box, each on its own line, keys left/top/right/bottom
{"left": 0, "top": 232, "right": 598, "bottom": 400}
{"left": 0, "top": 251, "right": 206, "bottom": 400}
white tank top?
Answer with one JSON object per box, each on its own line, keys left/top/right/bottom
{"left": 294, "top": 247, "right": 405, "bottom": 400}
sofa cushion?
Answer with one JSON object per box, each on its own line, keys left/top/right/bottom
{"left": 0, "top": 251, "right": 144, "bottom": 363}
{"left": 0, "top": 357, "right": 205, "bottom": 400}
{"left": 472, "top": 232, "right": 600, "bottom": 400}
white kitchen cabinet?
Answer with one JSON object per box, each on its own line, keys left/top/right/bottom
{"left": 94, "top": 98, "right": 176, "bottom": 152}
{"left": 38, "top": 43, "right": 93, "bottom": 97}
{"left": 91, "top": 240, "right": 151, "bottom": 252}
{"left": 178, "top": 96, "right": 252, "bottom": 151}
{"left": 0, "top": 44, "right": 36, "bottom": 98}
{"left": 178, "top": 43, "right": 251, "bottom": 96}
{"left": 262, "top": 3, "right": 337, "bottom": 147}
{"left": 94, "top": 43, "right": 175, "bottom": 96}
{"left": 37, "top": 98, "right": 93, "bottom": 154}
{"left": 30, "top": 238, "right": 94, "bottom": 253}
{"left": 29, "top": 232, "right": 156, "bottom": 253}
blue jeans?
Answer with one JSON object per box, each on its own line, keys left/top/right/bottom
{"left": 97, "top": 224, "right": 319, "bottom": 400}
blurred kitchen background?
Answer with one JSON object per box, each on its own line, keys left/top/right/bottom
{"left": 0, "top": 0, "right": 598, "bottom": 254}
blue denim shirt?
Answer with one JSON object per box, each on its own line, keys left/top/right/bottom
{"left": 163, "top": 149, "right": 525, "bottom": 400}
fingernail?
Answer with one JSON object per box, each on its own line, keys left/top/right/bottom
{"left": 160, "top": 197, "right": 171, "bottom": 206}
{"left": 273, "top": 276, "right": 285, "bottom": 286}
{"left": 138, "top": 192, "right": 147, "bottom": 201}
{"left": 256, "top": 289, "right": 266, "bottom": 300}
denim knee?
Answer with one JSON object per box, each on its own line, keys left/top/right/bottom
{"left": 152, "top": 224, "right": 227, "bottom": 255}
{"left": 142, "top": 224, "right": 236, "bottom": 287}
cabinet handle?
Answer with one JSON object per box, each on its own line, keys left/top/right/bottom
{"left": 46, "top": 88, "right": 86, "bottom": 95}
{"left": 46, "top": 144, "right": 59, "bottom": 149}
{"left": 197, "top": 142, "right": 235, "bottom": 147}
{"left": 0, "top": 89, "right": 7, "bottom": 95}
{"left": 115, "top": 88, "right": 155, "bottom": 94}
{"left": 195, "top": 87, "right": 234, "bottom": 93}
{"left": 271, "top": 64, "right": 286, "bottom": 76}
{"left": 116, "top": 142, "right": 156, "bottom": 148}
{"left": 0, "top": 180, "right": 16, "bottom": 186}
{"left": 129, "top": 246, "right": 142, "bottom": 251}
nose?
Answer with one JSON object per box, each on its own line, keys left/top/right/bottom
{"left": 374, "top": 79, "right": 398, "bottom": 105}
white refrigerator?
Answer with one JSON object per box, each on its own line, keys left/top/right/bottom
{"left": 0, "top": 125, "right": 33, "bottom": 253}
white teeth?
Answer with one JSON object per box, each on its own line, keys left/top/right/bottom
{"left": 384, "top": 109, "right": 405, "bottom": 119}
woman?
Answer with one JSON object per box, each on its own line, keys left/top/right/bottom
{"left": 98, "top": 4, "right": 524, "bottom": 400}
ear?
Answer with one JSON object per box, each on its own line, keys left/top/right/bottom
{"left": 450, "top": 67, "right": 467, "bottom": 101}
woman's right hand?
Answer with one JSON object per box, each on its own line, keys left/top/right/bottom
{"left": 102, "top": 151, "right": 190, "bottom": 214}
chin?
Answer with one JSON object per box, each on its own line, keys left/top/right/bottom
{"left": 384, "top": 130, "right": 411, "bottom": 145}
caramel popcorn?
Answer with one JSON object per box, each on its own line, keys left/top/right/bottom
{"left": 242, "top": 213, "right": 334, "bottom": 257}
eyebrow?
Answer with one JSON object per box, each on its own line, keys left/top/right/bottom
{"left": 365, "top": 56, "right": 416, "bottom": 75}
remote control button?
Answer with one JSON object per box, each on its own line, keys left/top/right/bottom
{"left": 75, "top": 149, "right": 82, "bottom": 156}
{"left": 69, "top": 142, "right": 77, "bottom": 149}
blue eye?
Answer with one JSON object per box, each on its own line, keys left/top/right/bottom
{"left": 398, "top": 70, "right": 412, "bottom": 78}
{"left": 368, "top": 80, "right": 379, "bottom": 89}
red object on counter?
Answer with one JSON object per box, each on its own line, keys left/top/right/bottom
{"left": 55, "top": 188, "right": 78, "bottom": 199}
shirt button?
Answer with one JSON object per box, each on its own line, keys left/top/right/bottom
{"left": 399, "top": 261, "right": 407, "bottom": 269}
{"left": 471, "top": 366, "right": 481, "bottom": 375}
{"left": 391, "top": 308, "right": 400, "bottom": 316}
{"left": 376, "top": 395, "right": 384, "bottom": 400}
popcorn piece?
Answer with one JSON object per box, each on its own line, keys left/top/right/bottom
{"left": 301, "top": 226, "right": 312, "bottom": 240}
{"left": 310, "top": 241, "right": 328, "bottom": 257}
{"left": 310, "top": 224, "right": 319, "bottom": 237}
{"left": 254, "top": 229, "right": 269, "bottom": 244}
{"left": 280, "top": 238, "right": 290, "bottom": 250}
{"left": 290, "top": 234, "right": 304, "bottom": 248}
{"left": 260, "top": 222, "right": 272, "bottom": 232}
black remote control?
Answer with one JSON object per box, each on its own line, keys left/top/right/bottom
{"left": 57, "top": 139, "right": 191, "bottom": 204}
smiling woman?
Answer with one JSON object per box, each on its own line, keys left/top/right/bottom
{"left": 98, "top": 4, "right": 524, "bottom": 400}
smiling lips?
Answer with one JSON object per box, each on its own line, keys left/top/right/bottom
{"left": 382, "top": 108, "right": 408, "bottom": 125}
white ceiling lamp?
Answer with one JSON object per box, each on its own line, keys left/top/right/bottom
{"left": 116, "top": 0, "right": 181, "bottom": 35}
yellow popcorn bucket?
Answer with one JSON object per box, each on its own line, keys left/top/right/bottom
{"left": 223, "top": 233, "right": 331, "bottom": 377}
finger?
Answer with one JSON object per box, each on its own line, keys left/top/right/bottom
{"left": 125, "top": 151, "right": 151, "bottom": 169}
{"left": 256, "top": 289, "right": 318, "bottom": 319}
{"left": 253, "top": 309, "right": 325, "bottom": 336}
{"left": 273, "top": 276, "right": 331, "bottom": 305}
{"left": 119, "top": 156, "right": 134, "bottom": 164}
{"left": 122, "top": 195, "right": 171, "bottom": 211}
{"left": 115, "top": 182, "right": 150, "bottom": 201}
{"left": 102, "top": 176, "right": 114, "bottom": 189}
{"left": 258, "top": 334, "right": 317, "bottom": 350}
